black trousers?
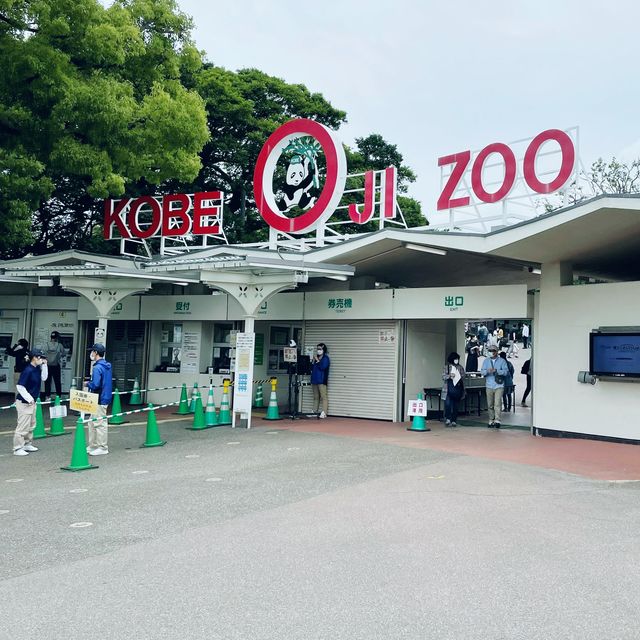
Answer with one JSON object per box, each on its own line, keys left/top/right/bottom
{"left": 522, "top": 375, "right": 532, "bottom": 403}
{"left": 45, "top": 364, "right": 62, "bottom": 397}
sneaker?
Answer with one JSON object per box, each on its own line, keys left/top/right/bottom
{"left": 451, "top": 421, "right": 457, "bottom": 427}
{"left": 495, "top": 423, "right": 501, "bottom": 429}
{"left": 13, "top": 448, "right": 29, "bottom": 456}
{"left": 22, "top": 444, "right": 38, "bottom": 452}
{"left": 319, "top": 411, "right": 327, "bottom": 419}
{"left": 488, "top": 423, "right": 495, "bottom": 428}
{"left": 88, "top": 447, "right": 108, "bottom": 456}
{"left": 86, "top": 446, "right": 94, "bottom": 453}
{"left": 521, "top": 402, "right": 527, "bottom": 407}
{"left": 445, "top": 419, "right": 451, "bottom": 426}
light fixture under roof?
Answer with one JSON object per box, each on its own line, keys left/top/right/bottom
{"left": 404, "top": 243, "right": 447, "bottom": 256}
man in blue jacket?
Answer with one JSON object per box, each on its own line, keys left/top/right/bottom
{"left": 481, "top": 345, "right": 510, "bottom": 429}
{"left": 86, "top": 343, "right": 113, "bottom": 456}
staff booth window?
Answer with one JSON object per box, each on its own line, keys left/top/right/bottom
{"left": 160, "top": 322, "right": 182, "bottom": 371}
{"left": 211, "top": 322, "right": 237, "bottom": 374}
{"left": 268, "top": 325, "right": 302, "bottom": 373}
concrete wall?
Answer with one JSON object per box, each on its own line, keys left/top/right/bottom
{"left": 535, "top": 263, "right": 640, "bottom": 440}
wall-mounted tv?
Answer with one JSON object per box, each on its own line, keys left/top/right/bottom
{"left": 589, "top": 332, "right": 640, "bottom": 378}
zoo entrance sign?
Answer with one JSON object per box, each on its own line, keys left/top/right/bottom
{"left": 103, "top": 118, "right": 398, "bottom": 244}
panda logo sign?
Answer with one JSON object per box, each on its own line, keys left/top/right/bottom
{"left": 253, "top": 119, "right": 347, "bottom": 234}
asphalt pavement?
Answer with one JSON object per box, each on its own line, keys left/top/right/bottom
{"left": 1, "top": 417, "right": 638, "bottom": 639}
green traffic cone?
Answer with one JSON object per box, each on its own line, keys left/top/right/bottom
{"left": 253, "top": 383, "right": 264, "bottom": 408}
{"left": 141, "top": 404, "right": 166, "bottom": 447}
{"left": 217, "top": 379, "right": 232, "bottom": 425}
{"left": 109, "top": 389, "right": 127, "bottom": 425}
{"left": 188, "top": 382, "right": 199, "bottom": 413}
{"left": 129, "top": 377, "right": 143, "bottom": 405}
{"left": 48, "top": 395, "right": 68, "bottom": 436}
{"left": 186, "top": 394, "right": 207, "bottom": 430}
{"left": 407, "top": 393, "right": 430, "bottom": 432}
{"left": 204, "top": 385, "right": 219, "bottom": 427}
{"left": 61, "top": 417, "right": 98, "bottom": 472}
{"left": 174, "top": 383, "right": 190, "bottom": 415}
{"left": 264, "top": 379, "right": 281, "bottom": 421}
{"left": 33, "top": 398, "right": 47, "bottom": 440}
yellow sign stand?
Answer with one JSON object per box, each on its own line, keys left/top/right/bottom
{"left": 70, "top": 389, "right": 99, "bottom": 414}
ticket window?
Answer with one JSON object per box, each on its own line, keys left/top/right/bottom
{"left": 211, "top": 322, "right": 236, "bottom": 374}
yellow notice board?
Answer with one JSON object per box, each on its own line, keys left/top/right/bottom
{"left": 70, "top": 389, "right": 99, "bottom": 414}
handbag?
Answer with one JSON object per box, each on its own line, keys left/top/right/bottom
{"left": 494, "top": 374, "right": 505, "bottom": 384}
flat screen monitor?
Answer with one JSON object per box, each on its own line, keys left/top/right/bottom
{"left": 589, "top": 332, "right": 640, "bottom": 378}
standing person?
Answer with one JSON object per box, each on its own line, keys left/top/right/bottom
{"left": 5, "top": 338, "right": 29, "bottom": 390}
{"left": 465, "top": 335, "right": 480, "bottom": 372}
{"left": 13, "top": 348, "right": 48, "bottom": 456}
{"left": 506, "top": 328, "right": 519, "bottom": 358}
{"left": 441, "top": 352, "right": 465, "bottom": 427}
{"left": 481, "top": 345, "right": 510, "bottom": 429}
{"left": 499, "top": 351, "right": 515, "bottom": 412}
{"left": 44, "top": 330, "right": 65, "bottom": 400}
{"left": 311, "top": 342, "right": 330, "bottom": 419}
{"left": 521, "top": 358, "right": 532, "bottom": 407}
{"left": 522, "top": 323, "right": 530, "bottom": 349}
{"left": 85, "top": 343, "right": 113, "bottom": 456}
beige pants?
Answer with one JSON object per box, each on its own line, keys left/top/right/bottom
{"left": 486, "top": 387, "right": 504, "bottom": 424}
{"left": 312, "top": 384, "right": 328, "bottom": 414}
{"left": 87, "top": 404, "right": 108, "bottom": 450}
{"left": 14, "top": 401, "right": 36, "bottom": 451}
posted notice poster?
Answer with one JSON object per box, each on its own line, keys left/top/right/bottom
{"left": 181, "top": 324, "right": 201, "bottom": 374}
{"left": 232, "top": 332, "right": 255, "bottom": 427}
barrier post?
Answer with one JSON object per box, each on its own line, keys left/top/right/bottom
{"left": 174, "top": 383, "right": 190, "bottom": 415}
{"left": 129, "top": 377, "right": 143, "bottom": 405}
{"left": 253, "top": 383, "right": 264, "bottom": 408}
{"left": 60, "top": 417, "right": 98, "bottom": 472}
{"left": 217, "top": 379, "right": 232, "bottom": 425}
{"left": 33, "top": 398, "right": 47, "bottom": 440}
{"left": 141, "top": 404, "right": 167, "bottom": 447}
{"left": 188, "top": 382, "right": 199, "bottom": 413}
{"left": 109, "top": 389, "right": 127, "bottom": 425}
{"left": 204, "top": 385, "right": 219, "bottom": 427}
{"left": 406, "top": 393, "right": 430, "bottom": 432}
{"left": 264, "top": 377, "right": 281, "bottom": 421}
{"left": 48, "top": 395, "right": 68, "bottom": 436}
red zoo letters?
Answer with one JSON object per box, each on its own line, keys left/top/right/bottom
{"left": 437, "top": 129, "right": 575, "bottom": 211}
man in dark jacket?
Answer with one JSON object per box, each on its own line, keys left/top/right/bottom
{"left": 85, "top": 343, "right": 113, "bottom": 456}
{"left": 13, "top": 348, "right": 48, "bottom": 456}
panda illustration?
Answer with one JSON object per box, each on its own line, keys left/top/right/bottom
{"left": 277, "top": 155, "right": 317, "bottom": 212}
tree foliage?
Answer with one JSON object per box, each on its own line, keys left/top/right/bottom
{"left": 0, "top": 0, "right": 209, "bottom": 256}
{"left": 0, "top": 1, "right": 425, "bottom": 257}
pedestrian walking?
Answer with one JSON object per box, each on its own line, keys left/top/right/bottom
{"left": 85, "top": 343, "right": 113, "bottom": 456}
{"left": 13, "top": 348, "right": 48, "bottom": 456}
{"left": 481, "top": 345, "right": 510, "bottom": 428}
{"left": 499, "top": 351, "right": 515, "bottom": 412}
{"left": 522, "top": 323, "right": 530, "bottom": 349}
{"left": 521, "top": 358, "right": 532, "bottom": 407}
{"left": 442, "top": 352, "right": 465, "bottom": 426}
{"left": 465, "top": 335, "right": 481, "bottom": 372}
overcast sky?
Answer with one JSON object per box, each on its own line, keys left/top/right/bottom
{"left": 172, "top": 1, "right": 640, "bottom": 219}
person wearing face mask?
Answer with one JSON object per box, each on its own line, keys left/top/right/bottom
{"left": 465, "top": 335, "right": 480, "bottom": 372}
{"left": 13, "top": 348, "right": 48, "bottom": 456}
{"left": 310, "top": 343, "right": 330, "bottom": 419}
{"left": 5, "top": 338, "right": 30, "bottom": 389}
{"left": 481, "top": 345, "right": 510, "bottom": 428}
{"left": 44, "top": 330, "right": 65, "bottom": 400}
{"left": 441, "top": 352, "right": 465, "bottom": 427}
{"left": 85, "top": 343, "right": 113, "bottom": 456}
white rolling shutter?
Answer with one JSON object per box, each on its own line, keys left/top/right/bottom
{"left": 301, "top": 320, "right": 399, "bottom": 420}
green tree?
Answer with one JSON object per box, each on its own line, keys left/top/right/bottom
{"left": 0, "top": 0, "right": 209, "bottom": 257}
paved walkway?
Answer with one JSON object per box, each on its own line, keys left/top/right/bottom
{"left": 261, "top": 416, "right": 640, "bottom": 482}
